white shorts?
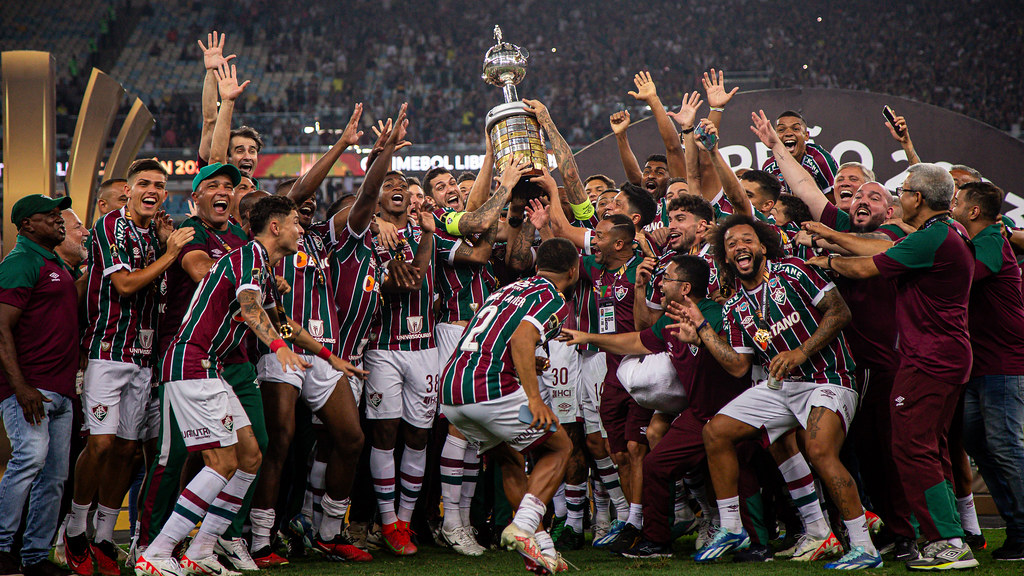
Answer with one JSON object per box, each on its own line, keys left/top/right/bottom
{"left": 163, "top": 378, "right": 250, "bottom": 452}
{"left": 257, "top": 354, "right": 340, "bottom": 413}
{"left": 719, "top": 381, "right": 859, "bottom": 444}
{"left": 539, "top": 341, "right": 582, "bottom": 424}
{"left": 363, "top": 348, "right": 440, "bottom": 428}
{"left": 441, "top": 387, "right": 550, "bottom": 454}
{"left": 435, "top": 322, "right": 466, "bottom": 373}
{"left": 140, "top": 388, "right": 161, "bottom": 443}
{"left": 82, "top": 359, "right": 153, "bottom": 440}
{"left": 579, "top": 350, "right": 607, "bottom": 436}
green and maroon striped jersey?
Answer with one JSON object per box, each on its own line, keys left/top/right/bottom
{"left": 579, "top": 252, "right": 642, "bottom": 388}
{"left": 435, "top": 229, "right": 496, "bottom": 324}
{"left": 162, "top": 240, "right": 277, "bottom": 381}
{"left": 723, "top": 258, "right": 855, "bottom": 388}
{"left": 371, "top": 222, "right": 437, "bottom": 351}
{"left": 325, "top": 218, "right": 382, "bottom": 361}
{"left": 83, "top": 207, "right": 163, "bottom": 366}
{"left": 441, "top": 276, "right": 569, "bottom": 405}
{"left": 257, "top": 227, "right": 337, "bottom": 355}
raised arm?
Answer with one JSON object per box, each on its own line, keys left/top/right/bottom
{"left": 208, "top": 62, "right": 251, "bottom": 165}
{"left": 886, "top": 113, "right": 920, "bottom": 166}
{"left": 544, "top": 174, "right": 590, "bottom": 251}
{"left": 698, "top": 119, "right": 751, "bottom": 219}
{"left": 454, "top": 156, "right": 529, "bottom": 236}
{"left": 464, "top": 131, "right": 495, "bottom": 213}
{"left": 524, "top": 99, "right": 592, "bottom": 210}
{"left": 702, "top": 68, "right": 739, "bottom": 132}
{"left": 751, "top": 110, "right": 829, "bottom": 220}
{"left": 632, "top": 257, "right": 660, "bottom": 330}
{"left": 198, "top": 31, "right": 235, "bottom": 162}
{"left": 667, "top": 92, "right": 707, "bottom": 199}
{"left": 610, "top": 111, "right": 642, "bottom": 185}
{"left": 347, "top": 105, "right": 409, "bottom": 234}
{"left": 627, "top": 71, "right": 686, "bottom": 178}
{"left": 286, "top": 104, "right": 364, "bottom": 205}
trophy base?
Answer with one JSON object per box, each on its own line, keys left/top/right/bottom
{"left": 486, "top": 102, "right": 547, "bottom": 178}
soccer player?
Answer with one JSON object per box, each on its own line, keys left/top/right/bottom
{"left": 440, "top": 238, "right": 579, "bottom": 575}
{"left": 675, "top": 214, "right": 881, "bottom": 569}
{"left": 66, "top": 159, "right": 195, "bottom": 576}
{"left": 760, "top": 110, "right": 838, "bottom": 194}
{"left": 808, "top": 163, "right": 978, "bottom": 570}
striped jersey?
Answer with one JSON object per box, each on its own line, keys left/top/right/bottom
{"left": 646, "top": 244, "right": 722, "bottom": 310}
{"left": 762, "top": 142, "right": 838, "bottom": 194}
{"left": 580, "top": 252, "right": 642, "bottom": 390}
{"left": 326, "top": 218, "right": 382, "bottom": 362}
{"left": 257, "top": 227, "right": 337, "bottom": 355}
{"left": 162, "top": 241, "right": 277, "bottom": 381}
{"left": 440, "top": 276, "right": 569, "bottom": 405}
{"left": 83, "top": 207, "right": 164, "bottom": 366}
{"left": 435, "top": 230, "right": 496, "bottom": 324}
{"left": 724, "top": 258, "right": 855, "bottom": 388}
{"left": 371, "top": 222, "right": 436, "bottom": 351}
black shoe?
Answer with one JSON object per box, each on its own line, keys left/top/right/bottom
{"left": 894, "top": 537, "right": 920, "bottom": 562}
{"left": 993, "top": 540, "right": 1024, "bottom": 561}
{"left": 965, "top": 532, "right": 987, "bottom": 550}
{"left": 733, "top": 543, "right": 774, "bottom": 563}
{"left": 22, "top": 560, "right": 71, "bottom": 576}
{"left": 608, "top": 523, "right": 642, "bottom": 554}
{"left": 620, "top": 538, "right": 672, "bottom": 559}
{"left": 0, "top": 551, "right": 20, "bottom": 576}
{"left": 555, "top": 527, "right": 584, "bottom": 551}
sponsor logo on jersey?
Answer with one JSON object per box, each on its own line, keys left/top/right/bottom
{"left": 309, "top": 319, "right": 324, "bottom": 339}
{"left": 295, "top": 252, "right": 309, "bottom": 267}
{"left": 183, "top": 427, "right": 211, "bottom": 440}
{"left": 738, "top": 301, "right": 749, "bottom": 313}
{"left": 211, "top": 249, "right": 223, "bottom": 258}
{"left": 222, "top": 414, "right": 234, "bottom": 432}
{"left": 770, "top": 311, "right": 802, "bottom": 337}
{"left": 91, "top": 404, "right": 108, "bottom": 421}
{"left": 138, "top": 329, "right": 154, "bottom": 350}
{"left": 741, "top": 313, "right": 755, "bottom": 329}
{"left": 894, "top": 395, "right": 905, "bottom": 407}
{"left": 362, "top": 275, "right": 376, "bottom": 293}
{"left": 407, "top": 316, "right": 423, "bottom": 334}
{"left": 49, "top": 271, "right": 61, "bottom": 282}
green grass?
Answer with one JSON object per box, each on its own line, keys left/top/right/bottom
{"left": 267, "top": 529, "right": 1018, "bottom": 576}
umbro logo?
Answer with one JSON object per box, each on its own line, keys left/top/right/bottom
{"left": 894, "top": 395, "right": 905, "bottom": 407}
{"left": 49, "top": 272, "right": 61, "bottom": 282}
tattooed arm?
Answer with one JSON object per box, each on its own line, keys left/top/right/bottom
{"left": 455, "top": 157, "right": 530, "bottom": 236}
{"left": 237, "top": 289, "right": 310, "bottom": 372}
{"left": 766, "top": 287, "right": 850, "bottom": 381}
{"left": 451, "top": 223, "right": 496, "bottom": 266}
{"left": 524, "top": 99, "right": 588, "bottom": 206}
{"left": 506, "top": 219, "right": 537, "bottom": 272}
{"left": 666, "top": 299, "right": 752, "bottom": 378}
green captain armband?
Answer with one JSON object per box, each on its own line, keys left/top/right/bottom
{"left": 570, "top": 200, "right": 595, "bottom": 221}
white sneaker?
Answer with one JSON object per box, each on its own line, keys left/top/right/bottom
{"left": 180, "top": 554, "right": 242, "bottom": 576}
{"left": 788, "top": 532, "right": 843, "bottom": 561}
{"left": 695, "top": 517, "right": 717, "bottom": 551}
{"left": 344, "top": 522, "right": 369, "bottom": 551}
{"left": 213, "top": 538, "right": 258, "bottom": 572}
{"left": 136, "top": 555, "right": 184, "bottom": 576}
{"left": 55, "top": 522, "right": 67, "bottom": 567}
{"left": 442, "top": 525, "right": 485, "bottom": 557}
{"left": 593, "top": 521, "right": 611, "bottom": 543}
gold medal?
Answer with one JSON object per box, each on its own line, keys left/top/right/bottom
{"left": 279, "top": 323, "right": 294, "bottom": 340}
{"left": 754, "top": 329, "right": 771, "bottom": 351}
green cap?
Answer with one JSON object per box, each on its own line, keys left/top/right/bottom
{"left": 192, "top": 162, "right": 242, "bottom": 193}
{"left": 11, "top": 194, "right": 72, "bottom": 225}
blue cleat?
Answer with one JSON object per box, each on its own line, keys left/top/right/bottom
{"left": 592, "top": 520, "right": 626, "bottom": 548}
{"left": 693, "top": 527, "right": 750, "bottom": 562}
{"left": 825, "top": 546, "right": 884, "bottom": 570}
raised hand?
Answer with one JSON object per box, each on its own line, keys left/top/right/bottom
{"left": 609, "top": 110, "right": 631, "bottom": 135}
{"left": 667, "top": 91, "right": 704, "bottom": 130}
{"left": 635, "top": 257, "right": 656, "bottom": 287}
{"left": 885, "top": 114, "right": 911, "bottom": 144}
{"left": 750, "top": 109, "right": 781, "bottom": 148}
{"left": 198, "top": 31, "right": 235, "bottom": 71}
{"left": 702, "top": 68, "right": 739, "bottom": 109}
{"left": 389, "top": 102, "right": 410, "bottom": 146}
{"left": 522, "top": 98, "right": 552, "bottom": 123}
{"left": 499, "top": 155, "right": 531, "bottom": 191}
{"left": 693, "top": 118, "right": 719, "bottom": 152}
{"left": 627, "top": 70, "right": 658, "bottom": 103}
{"left": 214, "top": 62, "right": 250, "bottom": 101}
{"left": 339, "top": 103, "right": 364, "bottom": 147}
{"left": 666, "top": 297, "right": 704, "bottom": 326}
{"left": 524, "top": 198, "right": 550, "bottom": 229}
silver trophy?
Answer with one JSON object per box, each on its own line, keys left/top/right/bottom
{"left": 483, "top": 26, "right": 546, "bottom": 179}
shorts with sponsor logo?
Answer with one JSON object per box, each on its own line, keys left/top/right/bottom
{"left": 441, "top": 387, "right": 550, "bottom": 455}
{"left": 257, "top": 354, "right": 340, "bottom": 413}
{"left": 140, "top": 387, "right": 161, "bottom": 442}
{"left": 82, "top": 359, "right": 153, "bottom": 440}
{"left": 363, "top": 348, "right": 439, "bottom": 428}
{"left": 163, "top": 377, "right": 250, "bottom": 452}
{"left": 435, "top": 322, "right": 466, "bottom": 371}
{"left": 579, "top": 350, "right": 607, "bottom": 436}
{"left": 538, "top": 340, "right": 582, "bottom": 424}
{"left": 719, "top": 381, "right": 858, "bottom": 445}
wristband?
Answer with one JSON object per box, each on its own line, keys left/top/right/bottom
{"left": 710, "top": 106, "right": 725, "bottom": 112}
{"left": 696, "top": 319, "right": 710, "bottom": 333}
{"left": 827, "top": 253, "right": 836, "bottom": 270}
{"left": 570, "top": 199, "right": 595, "bottom": 221}
{"left": 270, "top": 339, "right": 287, "bottom": 353}
{"left": 681, "top": 127, "right": 695, "bottom": 135}
{"left": 507, "top": 216, "right": 523, "bottom": 228}
{"left": 316, "top": 346, "right": 332, "bottom": 361}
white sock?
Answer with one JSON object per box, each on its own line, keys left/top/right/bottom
{"left": 956, "top": 495, "right": 981, "bottom": 536}
{"left": 565, "top": 483, "right": 586, "bottom": 532}
{"left": 594, "top": 457, "right": 629, "bottom": 520}
{"left": 512, "top": 493, "right": 546, "bottom": 533}
{"left": 440, "top": 435, "right": 467, "bottom": 531}
{"left": 67, "top": 501, "right": 91, "bottom": 538}
{"left": 459, "top": 448, "right": 480, "bottom": 527}
{"left": 148, "top": 468, "right": 228, "bottom": 558}
{"left": 674, "top": 479, "right": 695, "bottom": 524}
{"left": 627, "top": 502, "right": 643, "bottom": 528}
{"left": 306, "top": 459, "right": 327, "bottom": 529}
{"left": 319, "top": 495, "right": 350, "bottom": 541}
{"left": 249, "top": 508, "right": 275, "bottom": 551}
{"left": 844, "top": 515, "right": 877, "bottom": 554}
{"left": 397, "top": 446, "right": 427, "bottom": 523}
{"left": 592, "top": 477, "right": 610, "bottom": 525}
{"left": 94, "top": 504, "right": 120, "bottom": 544}
{"left": 188, "top": 470, "right": 256, "bottom": 559}
{"left": 947, "top": 537, "right": 965, "bottom": 547}
{"left": 553, "top": 484, "right": 567, "bottom": 518}
{"left": 370, "top": 447, "right": 398, "bottom": 525}
{"left": 778, "top": 453, "right": 829, "bottom": 538}
{"left": 718, "top": 496, "right": 742, "bottom": 533}
{"left": 535, "top": 529, "right": 556, "bottom": 559}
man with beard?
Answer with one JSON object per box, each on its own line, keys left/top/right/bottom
{"left": 807, "top": 163, "right": 977, "bottom": 570}
{"left": 56, "top": 208, "right": 90, "bottom": 281}
{"left": 760, "top": 111, "right": 838, "bottom": 195}
{"left": 674, "top": 214, "right": 880, "bottom": 568}
{"left": 832, "top": 163, "right": 875, "bottom": 213}
{"left": 247, "top": 106, "right": 366, "bottom": 566}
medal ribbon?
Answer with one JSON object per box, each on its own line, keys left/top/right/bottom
{"left": 740, "top": 266, "right": 773, "bottom": 350}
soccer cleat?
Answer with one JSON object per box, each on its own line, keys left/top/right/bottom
{"left": 287, "top": 514, "right": 316, "bottom": 551}
{"left": 824, "top": 546, "right": 884, "bottom": 570}
{"left": 592, "top": 519, "right": 626, "bottom": 548}
{"left": 555, "top": 527, "right": 584, "bottom": 551}
{"left": 542, "top": 552, "right": 570, "bottom": 573}
{"left": 733, "top": 543, "right": 774, "bottom": 563}
{"left": 608, "top": 523, "right": 642, "bottom": 554}
{"left": 314, "top": 533, "right": 373, "bottom": 562}
{"left": 248, "top": 547, "right": 288, "bottom": 569}
{"left": 180, "top": 554, "right": 241, "bottom": 576}
{"left": 620, "top": 538, "right": 673, "bottom": 559}
{"left": 790, "top": 532, "right": 843, "bottom": 561}
{"left": 864, "top": 511, "right": 884, "bottom": 535}
{"left": 695, "top": 518, "right": 718, "bottom": 551}
{"left": 893, "top": 538, "right": 921, "bottom": 562}
{"left": 91, "top": 540, "right": 121, "bottom": 576}
{"left": 135, "top": 555, "right": 183, "bottom": 576}
{"left": 501, "top": 523, "right": 550, "bottom": 574}
{"left": 592, "top": 521, "right": 611, "bottom": 544}
{"left": 213, "top": 538, "right": 257, "bottom": 572}
{"left": 549, "top": 516, "right": 566, "bottom": 542}
{"left": 442, "top": 525, "right": 485, "bottom": 557}
{"left": 693, "top": 527, "right": 749, "bottom": 562}
{"left": 906, "top": 540, "right": 979, "bottom": 571}
{"left": 63, "top": 533, "right": 93, "bottom": 576}
{"left": 671, "top": 515, "right": 701, "bottom": 541}
{"left": 382, "top": 522, "right": 417, "bottom": 556}
{"left": 54, "top": 524, "right": 68, "bottom": 568}
{"left": 343, "top": 522, "right": 369, "bottom": 551}
{"left": 964, "top": 532, "right": 986, "bottom": 551}
{"left": 365, "top": 523, "right": 384, "bottom": 550}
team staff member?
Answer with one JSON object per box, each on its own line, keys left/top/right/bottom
{"left": 0, "top": 195, "right": 78, "bottom": 576}
{"left": 811, "top": 163, "right": 977, "bottom": 570}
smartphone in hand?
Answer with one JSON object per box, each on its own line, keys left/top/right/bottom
{"left": 883, "top": 105, "right": 904, "bottom": 136}
{"left": 518, "top": 404, "right": 558, "bottom": 433}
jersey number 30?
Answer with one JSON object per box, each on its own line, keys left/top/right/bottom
{"left": 460, "top": 305, "right": 499, "bottom": 352}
